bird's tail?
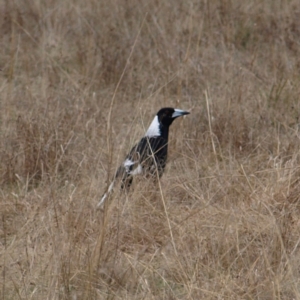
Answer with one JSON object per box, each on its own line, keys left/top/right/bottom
{"left": 96, "top": 180, "right": 115, "bottom": 209}
{"left": 96, "top": 165, "right": 132, "bottom": 209}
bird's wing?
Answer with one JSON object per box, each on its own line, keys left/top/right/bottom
{"left": 97, "top": 137, "right": 168, "bottom": 209}
{"left": 126, "top": 136, "right": 168, "bottom": 176}
{"left": 114, "top": 137, "right": 158, "bottom": 180}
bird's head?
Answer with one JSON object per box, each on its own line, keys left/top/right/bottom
{"left": 146, "top": 107, "right": 190, "bottom": 137}
{"left": 157, "top": 107, "right": 190, "bottom": 127}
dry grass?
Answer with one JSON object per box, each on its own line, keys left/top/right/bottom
{"left": 1, "top": 0, "right": 300, "bottom": 298}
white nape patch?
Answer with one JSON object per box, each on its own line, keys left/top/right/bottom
{"left": 145, "top": 115, "right": 160, "bottom": 137}
{"left": 130, "top": 164, "right": 143, "bottom": 175}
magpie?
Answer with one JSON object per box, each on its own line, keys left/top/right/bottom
{"left": 97, "top": 107, "right": 190, "bottom": 208}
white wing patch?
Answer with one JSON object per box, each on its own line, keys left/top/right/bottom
{"left": 130, "top": 164, "right": 143, "bottom": 175}
{"left": 124, "top": 158, "right": 135, "bottom": 172}
{"left": 145, "top": 115, "right": 160, "bottom": 137}
{"left": 124, "top": 159, "right": 143, "bottom": 175}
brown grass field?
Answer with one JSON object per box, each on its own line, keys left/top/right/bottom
{"left": 1, "top": 0, "right": 300, "bottom": 299}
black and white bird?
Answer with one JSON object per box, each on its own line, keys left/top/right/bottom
{"left": 97, "top": 107, "right": 190, "bottom": 208}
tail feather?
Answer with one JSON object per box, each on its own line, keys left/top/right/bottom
{"left": 97, "top": 161, "right": 135, "bottom": 209}
{"left": 96, "top": 181, "right": 115, "bottom": 208}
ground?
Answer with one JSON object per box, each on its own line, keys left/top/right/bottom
{"left": 1, "top": 0, "right": 300, "bottom": 299}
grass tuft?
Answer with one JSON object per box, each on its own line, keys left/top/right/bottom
{"left": 1, "top": 0, "right": 300, "bottom": 298}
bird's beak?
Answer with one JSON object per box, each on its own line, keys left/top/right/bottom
{"left": 172, "top": 109, "right": 190, "bottom": 118}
